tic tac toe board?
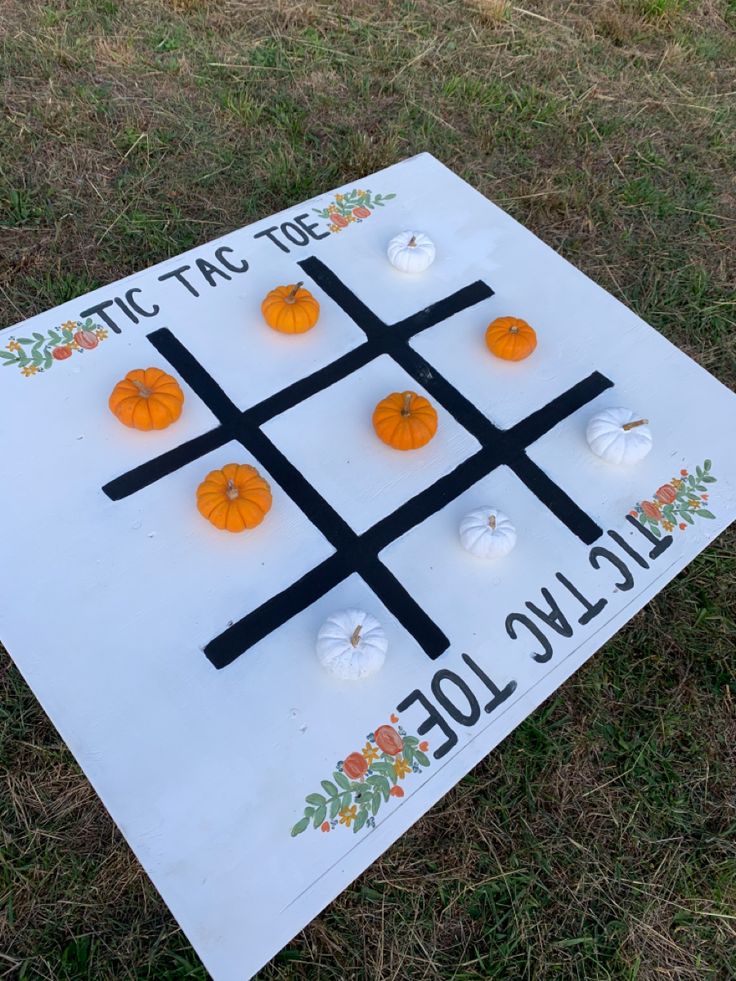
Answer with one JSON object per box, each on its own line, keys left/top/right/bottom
{"left": 1, "top": 153, "right": 735, "bottom": 980}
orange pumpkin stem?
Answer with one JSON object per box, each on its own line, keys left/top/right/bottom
{"left": 225, "top": 479, "right": 239, "bottom": 501}
{"left": 350, "top": 624, "right": 362, "bottom": 648}
{"left": 408, "top": 235, "right": 417, "bottom": 247}
{"left": 285, "top": 281, "right": 303, "bottom": 303}
{"left": 132, "top": 379, "right": 152, "bottom": 397}
{"left": 488, "top": 514, "right": 497, "bottom": 530}
{"left": 622, "top": 418, "right": 648, "bottom": 431}
{"left": 401, "top": 392, "right": 413, "bottom": 417}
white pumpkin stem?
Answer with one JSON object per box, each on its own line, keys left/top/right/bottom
{"left": 622, "top": 418, "right": 648, "bottom": 431}
{"left": 408, "top": 235, "right": 417, "bottom": 247}
{"left": 132, "top": 379, "right": 152, "bottom": 397}
{"left": 488, "top": 514, "right": 497, "bottom": 530}
{"left": 508, "top": 326, "right": 519, "bottom": 335}
{"left": 401, "top": 392, "right": 413, "bottom": 417}
{"left": 225, "top": 479, "right": 239, "bottom": 501}
{"left": 350, "top": 624, "right": 362, "bottom": 647}
{"left": 285, "top": 281, "right": 303, "bottom": 303}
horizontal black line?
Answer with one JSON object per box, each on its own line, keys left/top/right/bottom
{"left": 102, "top": 427, "right": 228, "bottom": 501}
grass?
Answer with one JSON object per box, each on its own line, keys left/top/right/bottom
{"left": 1, "top": 0, "right": 735, "bottom": 977}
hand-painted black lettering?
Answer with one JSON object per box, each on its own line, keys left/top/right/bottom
{"left": 526, "top": 587, "right": 573, "bottom": 638}
{"left": 461, "top": 654, "right": 518, "bottom": 713}
{"left": 214, "top": 246, "right": 249, "bottom": 273}
{"left": 555, "top": 572, "right": 607, "bottom": 624}
{"left": 505, "top": 613, "right": 553, "bottom": 663}
{"left": 158, "top": 264, "right": 200, "bottom": 297}
{"left": 431, "top": 670, "right": 481, "bottom": 726}
{"left": 625, "top": 514, "right": 673, "bottom": 560}
{"left": 295, "top": 212, "right": 330, "bottom": 241}
{"left": 78, "top": 299, "right": 122, "bottom": 334}
{"left": 396, "top": 690, "right": 458, "bottom": 760}
{"left": 589, "top": 546, "right": 634, "bottom": 591}
{"left": 196, "top": 256, "right": 232, "bottom": 287}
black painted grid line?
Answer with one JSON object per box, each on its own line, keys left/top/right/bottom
{"left": 102, "top": 257, "right": 613, "bottom": 669}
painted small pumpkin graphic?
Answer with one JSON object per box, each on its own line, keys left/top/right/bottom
{"left": 261, "top": 282, "right": 320, "bottom": 334}
{"left": 485, "top": 317, "right": 537, "bottom": 361}
{"left": 641, "top": 501, "right": 662, "bottom": 521}
{"left": 372, "top": 390, "right": 438, "bottom": 451}
{"left": 586, "top": 408, "right": 652, "bottom": 465}
{"left": 75, "top": 329, "right": 99, "bottom": 350}
{"left": 196, "top": 463, "right": 272, "bottom": 533}
{"left": 109, "top": 367, "right": 184, "bottom": 431}
{"left": 655, "top": 484, "right": 677, "bottom": 505}
{"left": 343, "top": 753, "right": 369, "bottom": 780}
{"left": 374, "top": 725, "right": 403, "bottom": 756}
{"left": 353, "top": 205, "right": 371, "bottom": 219}
{"left": 52, "top": 345, "right": 72, "bottom": 361}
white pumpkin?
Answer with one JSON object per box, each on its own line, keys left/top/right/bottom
{"left": 316, "top": 609, "right": 387, "bottom": 681}
{"left": 387, "top": 230, "right": 436, "bottom": 273}
{"left": 459, "top": 507, "right": 517, "bottom": 559}
{"left": 586, "top": 407, "right": 652, "bottom": 465}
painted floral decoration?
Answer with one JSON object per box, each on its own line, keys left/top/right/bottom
{"left": 1, "top": 319, "right": 107, "bottom": 376}
{"left": 313, "top": 188, "right": 397, "bottom": 234}
{"left": 631, "top": 460, "right": 716, "bottom": 535}
{"left": 291, "top": 714, "right": 430, "bottom": 837}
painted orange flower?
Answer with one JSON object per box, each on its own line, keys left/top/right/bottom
{"left": 21, "top": 365, "right": 39, "bottom": 377}
{"left": 679, "top": 523, "right": 687, "bottom": 530}
{"left": 680, "top": 469, "right": 688, "bottom": 476}
{"left": 339, "top": 805, "right": 357, "bottom": 827}
{"left": 389, "top": 786, "right": 404, "bottom": 798}
{"left": 321, "top": 821, "right": 330, "bottom": 833}
{"left": 393, "top": 757, "right": 411, "bottom": 780}
{"left": 6, "top": 340, "right": 21, "bottom": 352}
{"left": 419, "top": 741, "right": 429, "bottom": 752}
{"left": 361, "top": 742, "right": 380, "bottom": 765}
{"left": 390, "top": 713, "right": 399, "bottom": 723}
{"left": 61, "top": 320, "right": 77, "bottom": 331}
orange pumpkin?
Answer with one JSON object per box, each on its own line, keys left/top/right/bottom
{"left": 372, "top": 391, "right": 438, "bottom": 451}
{"left": 261, "top": 281, "right": 320, "bottom": 334}
{"left": 109, "top": 367, "right": 184, "bottom": 431}
{"left": 196, "top": 463, "right": 272, "bottom": 533}
{"left": 485, "top": 316, "right": 537, "bottom": 361}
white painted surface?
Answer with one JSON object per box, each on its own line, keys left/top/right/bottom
{"left": 0, "top": 153, "right": 734, "bottom": 981}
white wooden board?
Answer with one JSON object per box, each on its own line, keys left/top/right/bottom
{"left": 1, "top": 153, "right": 734, "bottom": 980}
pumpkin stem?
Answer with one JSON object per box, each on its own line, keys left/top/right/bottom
{"left": 131, "top": 379, "right": 152, "bottom": 398}
{"left": 401, "top": 391, "right": 413, "bottom": 417}
{"left": 285, "top": 281, "right": 303, "bottom": 303}
{"left": 508, "top": 326, "right": 519, "bottom": 335}
{"left": 488, "top": 513, "right": 497, "bottom": 530}
{"left": 225, "top": 479, "right": 239, "bottom": 501}
{"left": 350, "top": 624, "right": 362, "bottom": 647}
{"left": 622, "top": 418, "right": 649, "bottom": 431}
{"left": 408, "top": 235, "right": 417, "bottom": 247}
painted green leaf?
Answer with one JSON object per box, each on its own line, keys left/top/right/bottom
{"left": 16, "top": 337, "right": 32, "bottom": 345}
{"left": 403, "top": 745, "right": 414, "bottom": 765}
{"left": 701, "top": 475, "right": 716, "bottom": 483}
{"left": 683, "top": 512, "right": 694, "bottom": 525}
{"left": 329, "top": 797, "right": 341, "bottom": 819}
{"left": 415, "top": 751, "right": 431, "bottom": 767}
{"left": 334, "top": 770, "right": 350, "bottom": 790}
{"left": 32, "top": 332, "right": 44, "bottom": 342}
{"left": 305, "top": 792, "right": 326, "bottom": 807}
{"left": 0, "top": 350, "right": 17, "bottom": 361}
{"left": 696, "top": 509, "right": 715, "bottom": 519}
{"left": 291, "top": 816, "right": 310, "bottom": 837}
{"left": 312, "top": 805, "right": 326, "bottom": 827}
{"left": 340, "top": 791, "right": 352, "bottom": 809}
{"left": 382, "top": 193, "right": 396, "bottom": 200}
{"left": 371, "top": 794, "right": 381, "bottom": 816}
{"left": 352, "top": 809, "right": 368, "bottom": 834}
{"left": 321, "top": 780, "right": 338, "bottom": 797}
{"left": 43, "top": 351, "right": 53, "bottom": 370}
{"left": 704, "top": 459, "right": 712, "bottom": 471}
